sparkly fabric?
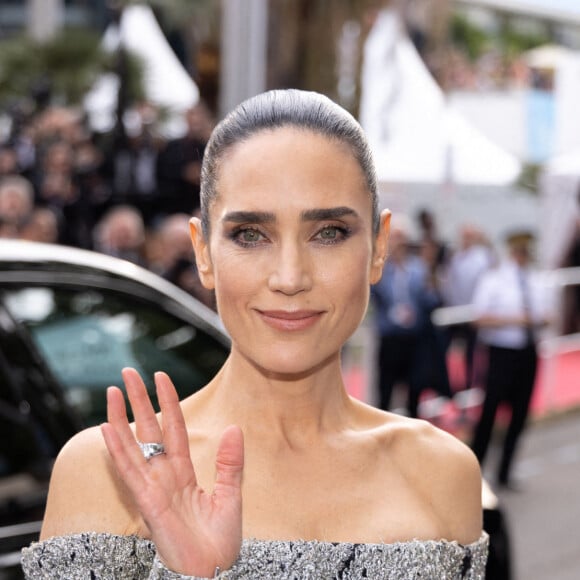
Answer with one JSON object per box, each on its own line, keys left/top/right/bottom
{"left": 22, "top": 531, "right": 488, "bottom": 579}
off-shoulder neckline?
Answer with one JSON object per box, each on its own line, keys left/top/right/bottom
{"left": 31, "top": 531, "right": 488, "bottom": 551}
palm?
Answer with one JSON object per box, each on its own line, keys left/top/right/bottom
{"left": 101, "top": 369, "right": 244, "bottom": 577}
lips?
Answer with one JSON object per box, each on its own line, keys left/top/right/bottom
{"left": 257, "top": 309, "right": 324, "bottom": 331}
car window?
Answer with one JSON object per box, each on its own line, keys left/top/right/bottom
{"left": 2, "top": 287, "right": 228, "bottom": 426}
{"left": 0, "top": 358, "right": 46, "bottom": 478}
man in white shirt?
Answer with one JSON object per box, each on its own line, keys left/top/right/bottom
{"left": 471, "top": 230, "right": 552, "bottom": 488}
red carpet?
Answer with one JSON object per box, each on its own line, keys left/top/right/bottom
{"left": 345, "top": 343, "right": 580, "bottom": 436}
{"left": 445, "top": 345, "right": 580, "bottom": 419}
{"left": 531, "top": 349, "right": 580, "bottom": 417}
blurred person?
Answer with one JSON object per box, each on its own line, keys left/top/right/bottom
{"left": 156, "top": 102, "right": 214, "bottom": 216}
{"left": 0, "top": 175, "right": 35, "bottom": 237}
{"left": 10, "top": 120, "right": 37, "bottom": 177}
{"left": 507, "top": 56, "right": 530, "bottom": 89}
{"left": 0, "top": 146, "right": 20, "bottom": 177}
{"left": 93, "top": 204, "right": 147, "bottom": 265}
{"left": 27, "top": 109, "right": 68, "bottom": 180}
{"left": 371, "top": 216, "right": 443, "bottom": 417}
{"left": 416, "top": 236, "right": 454, "bottom": 403}
{"left": 445, "top": 224, "right": 496, "bottom": 391}
{"left": 34, "top": 107, "right": 82, "bottom": 147}
{"left": 416, "top": 207, "right": 449, "bottom": 269}
{"left": 73, "top": 136, "right": 112, "bottom": 224}
{"left": 35, "top": 136, "right": 108, "bottom": 248}
{"left": 103, "top": 104, "right": 161, "bottom": 224}
{"left": 152, "top": 212, "right": 215, "bottom": 309}
{"left": 471, "top": 230, "right": 552, "bottom": 489}
{"left": 20, "top": 207, "right": 60, "bottom": 244}
{"left": 37, "top": 171, "right": 78, "bottom": 206}
{"left": 32, "top": 109, "right": 93, "bottom": 180}
{"left": 36, "top": 171, "right": 93, "bottom": 249}
{"left": 40, "top": 140, "right": 75, "bottom": 175}
{"left": 148, "top": 213, "right": 195, "bottom": 273}
{"left": 34, "top": 140, "right": 76, "bottom": 205}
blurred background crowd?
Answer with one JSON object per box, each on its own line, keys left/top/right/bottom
{"left": 0, "top": 98, "right": 216, "bottom": 308}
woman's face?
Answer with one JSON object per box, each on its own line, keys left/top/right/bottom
{"left": 192, "top": 127, "right": 388, "bottom": 377}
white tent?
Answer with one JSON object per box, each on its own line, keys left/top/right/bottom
{"left": 523, "top": 44, "right": 573, "bottom": 69}
{"left": 358, "top": 9, "right": 539, "bottom": 247}
{"left": 359, "top": 9, "right": 521, "bottom": 186}
{"left": 84, "top": 4, "right": 199, "bottom": 136}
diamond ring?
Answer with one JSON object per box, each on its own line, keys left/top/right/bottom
{"left": 138, "top": 441, "right": 166, "bottom": 461}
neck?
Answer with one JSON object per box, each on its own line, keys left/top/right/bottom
{"left": 200, "top": 351, "right": 353, "bottom": 447}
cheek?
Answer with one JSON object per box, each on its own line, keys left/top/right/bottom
{"left": 342, "top": 270, "right": 371, "bottom": 313}
{"left": 318, "top": 245, "right": 373, "bottom": 299}
{"left": 211, "top": 248, "right": 263, "bottom": 302}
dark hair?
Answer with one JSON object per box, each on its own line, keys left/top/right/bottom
{"left": 200, "top": 89, "right": 379, "bottom": 237}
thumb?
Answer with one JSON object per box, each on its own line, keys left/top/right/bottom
{"left": 213, "top": 425, "right": 244, "bottom": 498}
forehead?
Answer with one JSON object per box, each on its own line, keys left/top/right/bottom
{"left": 213, "top": 127, "right": 368, "bottom": 209}
{"left": 225, "top": 126, "right": 357, "bottom": 163}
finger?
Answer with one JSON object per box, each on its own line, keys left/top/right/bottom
{"left": 155, "top": 373, "right": 195, "bottom": 474}
{"left": 100, "top": 421, "right": 146, "bottom": 492}
{"left": 122, "top": 367, "right": 163, "bottom": 444}
{"left": 213, "top": 425, "right": 244, "bottom": 499}
{"left": 106, "top": 386, "right": 148, "bottom": 465}
{"left": 106, "top": 384, "right": 129, "bottom": 425}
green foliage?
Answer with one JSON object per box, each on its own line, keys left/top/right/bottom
{"left": 451, "top": 11, "right": 550, "bottom": 62}
{"left": 147, "top": 0, "right": 214, "bottom": 27}
{"left": 500, "top": 23, "right": 550, "bottom": 59}
{"left": 451, "top": 13, "right": 490, "bottom": 61}
{"left": 0, "top": 29, "right": 144, "bottom": 108}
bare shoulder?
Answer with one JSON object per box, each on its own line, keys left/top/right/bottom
{"left": 354, "top": 402, "right": 483, "bottom": 543}
{"left": 393, "top": 415, "right": 482, "bottom": 543}
{"left": 41, "top": 426, "right": 141, "bottom": 540}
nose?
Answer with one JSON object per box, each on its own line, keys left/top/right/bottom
{"left": 268, "top": 241, "right": 312, "bottom": 295}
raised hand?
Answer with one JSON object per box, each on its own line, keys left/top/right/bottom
{"left": 100, "top": 368, "right": 244, "bottom": 577}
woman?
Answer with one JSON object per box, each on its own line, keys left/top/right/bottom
{"left": 22, "top": 90, "right": 487, "bottom": 578}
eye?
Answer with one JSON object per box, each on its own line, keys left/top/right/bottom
{"left": 240, "top": 229, "right": 262, "bottom": 242}
{"left": 320, "top": 226, "right": 338, "bottom": 240}
{"left": 314, "top": 225, "right": 349, "bottom": 243}
{"left": 231, "top": 227, "right": 266, "bottom": 246}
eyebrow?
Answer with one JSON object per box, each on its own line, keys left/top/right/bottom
{"left": 301, "top": 207, "right": 359, "bottom": 221}
{"left": 222, "top": 206, "right": 359, "bottom": 224}
{"left": 222, "top": 211, "right": 276, "bottom": 224}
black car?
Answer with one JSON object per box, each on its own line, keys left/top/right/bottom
{"left": 0, "top": 240, "right": 230, "bottom": 578}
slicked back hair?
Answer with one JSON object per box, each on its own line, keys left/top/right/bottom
{"left": 199, "top": 89, "right": 379, "bottom": 237}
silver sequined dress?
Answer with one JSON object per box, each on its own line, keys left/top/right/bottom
{"left": 21, "top": 532, "right": 488, "bottom": 579}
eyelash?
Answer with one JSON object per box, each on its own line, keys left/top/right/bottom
{"left": 229, "top": 224, "right": 351, "bottom": 248}
{"left": 313, "top": 225, "right": 351, "bottom": 245}
{"left": 230, "top": 227, "right": 266, "bottom": 247}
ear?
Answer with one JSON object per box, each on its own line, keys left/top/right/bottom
{"left": 370, "top": 209, "right": 391, "bottom": 284}
{"left": 189, "top": 217, "right": 215, "bottom": 290}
